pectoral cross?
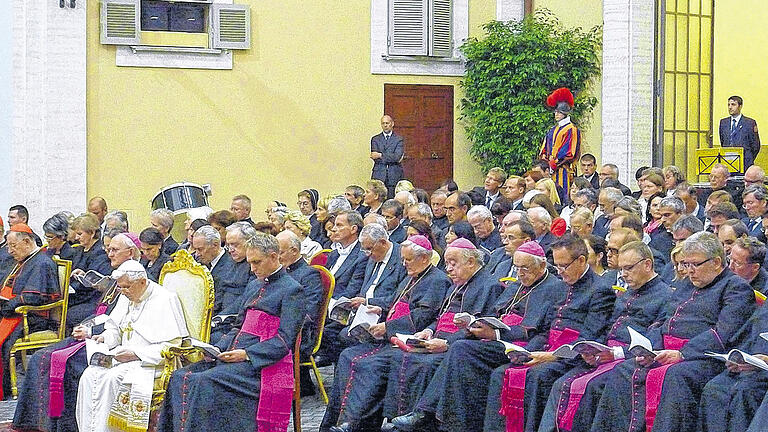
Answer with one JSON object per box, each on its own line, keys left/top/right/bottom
{"left": 121, "top": 322, "right": 133, "bottom": 341}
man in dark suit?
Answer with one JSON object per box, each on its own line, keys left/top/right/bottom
{"left": 598, "top": 164, "right": 632, "bottom": 196}
{"left": 674, "top": 183, "right": 705, "bottom": 222}
{"left": 316, "top": 210, "right": 369, "bottom": 366}
{"left": 719, "top": 95, "right": 761, "bottom": 170}
{"left": 577, "top": 153, "right": 600, "bottom": 189}
{"left": 741, "top": 184, "right": 768, "bottom": 242}
{"left": 370, "top": 115, "right": 404, "bottom": 199}
{"left": 326, "top": 211, "right": 368, "bottom": 299}
{"left": 501, "top": 176, "right": 527, "bottom": 211}
{"left": 528, "top": 207, "right": 556, "bottom": 263}
{"left": 381, "top": 199, "right": 407, "bottom": 244}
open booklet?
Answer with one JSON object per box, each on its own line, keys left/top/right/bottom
{"left": 74, "top": 270, "right": 116, "bottom": 292}
{"left": 454, "top": 312, "right": 511, "bottom": 331}
{"left": 498, "top": 340, "right": 533, "bottom": 363}
{"left": 391, "top": 333, "right": 431, "bottom": 353}
{"left": 327, "top": 297, "right": 355, "bottom": 325}
{"left": 551, "top": 341, "right": 613, "bottom": 359}
{"left": 627, "top": 326, "right": 658, "bottom": 358}
{"left": 705, "top": 349, "right": 768, "bottom": 372}
{"left": 85, "top": 338, "right": 119, "bottom": 368}
{"left": 346, "top": 305, "right": 382, "bottom": 343}
{"left": 187, "top": 338, "right": 222, "bottom": 358}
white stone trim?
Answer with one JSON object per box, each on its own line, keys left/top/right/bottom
{"left": 116, "top": 46, "right": 233, "bottom": 69}
{"left": 12, "top": 0, "right": 87, "bottom": 233}
{"left": 371, "top": 0, "right": 468, "bottom": 77}
{"left": 601, "top": 0, "right": 655, "bottom": 185}
{"left": 496, "top": 0, "right": 525, "bottom": 22}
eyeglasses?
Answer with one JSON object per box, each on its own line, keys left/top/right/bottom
{"left": 619, "top": 258, "right": 647, "bottom": 274}
{"left": 361, "top": 244, "right": 374, "bottom": 256}
{"left": 680, "top": 258, "right": 714, "bottom": 270}
{"left": 106, "top": 247, "right": 127, "bottom": 255}
{"left": 226, "top": 242, "right": 244, "bottom": 251}
{"left": 606, "top": 247, "right": 620, "bottom": 255}
{"left": 554, "top": 256, "right": 580, "bottom": 272}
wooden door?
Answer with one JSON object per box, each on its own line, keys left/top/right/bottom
{"left": 384, "top": 84, "right": 453, "bottom": 192}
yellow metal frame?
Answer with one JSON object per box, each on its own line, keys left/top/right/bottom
{"left": 297, "top": 265, "right": 335, "bottom": 404}
{"left": 152, "top": 249, "right": 215, "bottom": 409}
{"left": 10, "top": 257, "right": 72, "bottom": 398}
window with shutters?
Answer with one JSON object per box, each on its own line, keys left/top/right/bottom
{"left": 372, "top": 0, "right": 466, "bottom": 76}
{"left": 99, "top": 0, "right": 250, "bottom": 70}
{"left": 388, "top": 0, "right": 453, "bottom": 58}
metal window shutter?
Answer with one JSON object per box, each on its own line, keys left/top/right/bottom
{"left": 388, "top": 0, "right": 428, "bottom": 56}
{"left": 429, "top": 0, "right": 452, "bottom": 57}
{"left": 100, "top": 0, "right": 140, "bottom": 45}
{"left": 210, "top": 3, "right": 251, "bottom": 50}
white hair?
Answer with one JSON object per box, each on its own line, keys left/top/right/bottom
{"left": 467, "top": 205, "right": 493, "bottom": 221}
{"left": 194, "top": 225, "right": 221, "bottom": 246}
{"left": 527, "top": 207, "right": 552, "bottom": 225}
{"left": 360, "top": 223, "right": 388, "bottom": 242}
{"left": 401, "top": 239, "right": 431, "bottom": 258}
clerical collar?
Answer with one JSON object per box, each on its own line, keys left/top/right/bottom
{"left": 333, "top": 239, "right": 358, "bottom": 255}
{"left": 264, "top": 266, "right": 285, "bottom": 283}
{"left": 573, "top": 266, "right": 590, "bottom": 287}
{"left": 287, "top": 257, "right": 304, "bottom": 272}
{"left": 558, "top": 116, "right": 571, "bottom": 127}
{"left": 210, "top": 247, "right": 226, "bottom": 269}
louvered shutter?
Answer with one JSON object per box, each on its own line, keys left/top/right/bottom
{"left": 100, "top": 0, "right": 140, "bottom": 45}
{"left": 429, "top": 0, "right": 452, "bottom": 57}
{"left": 210, "top": 3, "right": 251, "bottom": 50}
{"left": 388, "top": 0, "right": 428, "bottom": 56}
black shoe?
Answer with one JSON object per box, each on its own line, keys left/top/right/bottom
{"left": 330, "top": 423, "right": 355, "bottom": 432}
{"left": 389, "top": 411, "right": 429, "bottom": 431}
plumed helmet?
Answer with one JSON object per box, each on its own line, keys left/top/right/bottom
{"left": 546, "top": 87, "right": 574, "bottom": 114}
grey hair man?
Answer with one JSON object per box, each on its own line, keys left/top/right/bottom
{"left": 468, "top": 205, "right": 502, "bottom": 251}
{"left": 328, "top": 196, "right": 353, "bottom": 216}
{"left": 742, "top": 185, "right": 768, "bottom": 240}
{"left": 193, "top": 225, "right": 241, "bottom": 315}
{"left": 527, "top": 207, "right": 556, "bottom": 257}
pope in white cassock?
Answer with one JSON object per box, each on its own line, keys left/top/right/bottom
{"left": 75, "top": 260, "right": 188, "bottom": 432}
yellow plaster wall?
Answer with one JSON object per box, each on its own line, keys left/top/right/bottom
{"left": 712, "top": 0, "right": 768, "bottom": 170}
{"left": 534, "top": 0, "right": 604, "bottom": 165}
{"left": 86, "top": 1, "right": 496, "bottom": 230}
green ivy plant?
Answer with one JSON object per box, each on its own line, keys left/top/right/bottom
{"left": 460, "top": 9, "right": 602, "bottom": 175}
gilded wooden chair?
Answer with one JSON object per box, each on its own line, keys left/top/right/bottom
{"left": 149, "top": 249, "right": 215, "bottom": 411}
{"left": 297, "top": 265, "right": 335, "bottom": 404}
{"left": 10, "top": 257, "right": 72, "bottom": 398}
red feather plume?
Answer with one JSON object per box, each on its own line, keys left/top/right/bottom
{"left": 546, "top": 87, "right": 575, "bottom": 108}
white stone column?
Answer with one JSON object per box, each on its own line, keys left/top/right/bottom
{"left": 12, "top": 0, "right": 87, "bottom": 232}
{"left": 601, "top": 0, "right": 655, "bottom": 186}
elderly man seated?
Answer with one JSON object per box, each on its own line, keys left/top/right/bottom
{"left": 158, "top": 233, "right": 303, "bottom": 432}
{"left": 75, "top": 260, "right": 188, "bottom": 432}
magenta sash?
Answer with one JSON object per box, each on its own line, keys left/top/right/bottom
{"left": 644, "top": 334, "right": 689, "bottom": 432}
{"left": 501, "top": 328, "right": 580, "bottom": 432}
{"left": 95, "top": 303, "right": 108, "bottom": 315}
{"left": 556, "top": 340, "right": 626, "bottom": 431}
{"left": 239, "top": 309, "right": 294, "bottom": 432}
{"left": 435, "top": 312, "right": 458, "bottom": 334}
{"left": 387, "top": 301, "right": 411, "bottom": 322}
{"left": 501, "top": 313, "right": 524, "bottom": 327}
{"left": 48, "top": 341, "right": 87, "bottom": 417}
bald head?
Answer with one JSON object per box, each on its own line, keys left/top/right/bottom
{"left": 276, "top": 230, "right": 302, "bottom": 266}
{"left": 381, "top": 115, "right": 394, "bottom": 133}
{"left": 88, "top": 197, "right": 108, "bottom": 223}
{"left": 745, "top": 165, "right": 766, "bottom": 186}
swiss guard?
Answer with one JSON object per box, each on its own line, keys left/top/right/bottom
{"left": 539, "top": 87, "right": 582, "bottom": 202}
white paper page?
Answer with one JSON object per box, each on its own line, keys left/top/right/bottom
{"left": 348, "top": 305, "right": 380, "bottom": 331}
{"left": 627, "top": 326, "right": 654, "bottom": 353}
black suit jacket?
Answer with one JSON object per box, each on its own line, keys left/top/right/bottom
{"left": 389, "top": 222, "right": 407, "bottom": 244}
{"left": 371, "top": 132, "right": 404, "bottom": 186}
{"left": 577, "top": 173, "right": 600, "bottom": 189}
{"left": 719, "top": 115, "right": 761, "bottom": 169}
{"left": 326, "top": 241, "right": 369, "bottom": 299}
{"left": 358, "top": 242, "right": 408, "bottom": 313}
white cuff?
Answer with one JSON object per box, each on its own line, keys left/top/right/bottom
{"left": 612, "top": 346, "right": 625, "bottom": 360}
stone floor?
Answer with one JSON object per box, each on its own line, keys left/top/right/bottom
{"left": 0, "top": 364, "right": 334, "bottom": 430}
